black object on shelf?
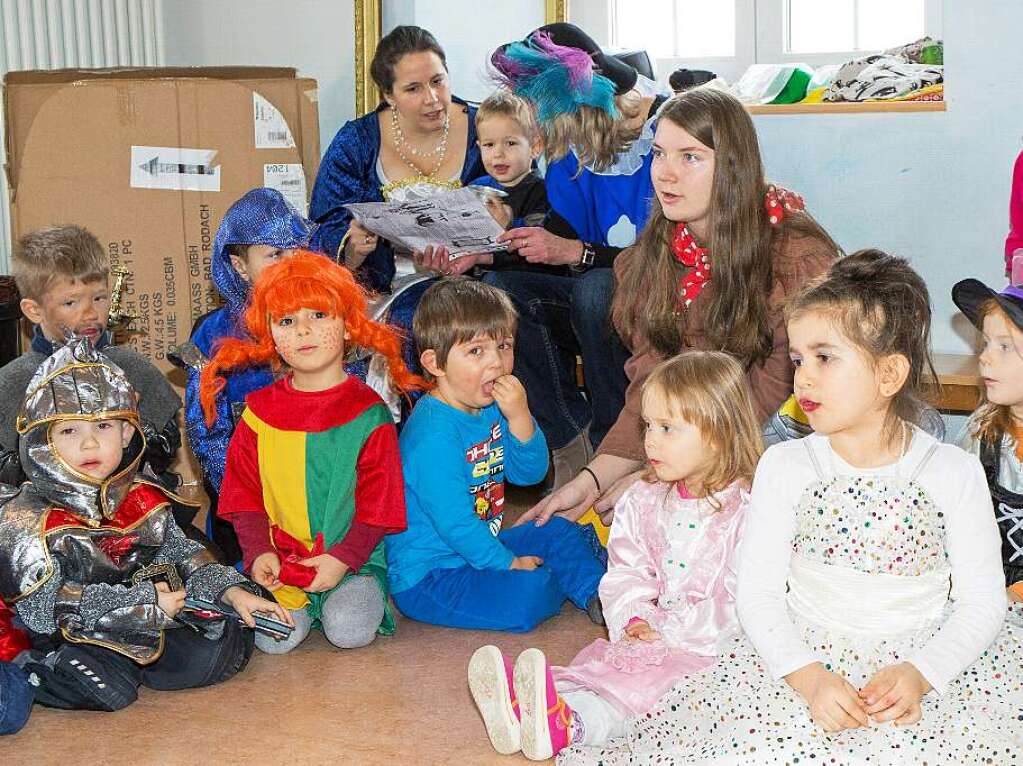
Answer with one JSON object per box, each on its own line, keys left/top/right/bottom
{"left": 669, "top": 68, "right": 718, "bottom": 92}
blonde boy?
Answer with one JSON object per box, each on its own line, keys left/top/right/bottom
{"left": 0, "top": 225, "right": 182, "bottom": 496}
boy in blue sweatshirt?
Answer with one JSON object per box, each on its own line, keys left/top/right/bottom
{"left": 386, "top": 278, "right": 604, "bottom": 632}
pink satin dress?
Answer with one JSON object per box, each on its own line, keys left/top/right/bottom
{"left": 553, "top": 479, "right": 749, "bottom": 716}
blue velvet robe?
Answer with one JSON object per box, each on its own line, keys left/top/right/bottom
{"left": 309, "top": 98, "right": 485, "bottom": 293}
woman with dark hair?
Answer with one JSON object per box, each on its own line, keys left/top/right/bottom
{"left": 486, "top": 23, "right": 668, "bottom": 488}
{"left": 519, "top": 87, "right": 840, "bottom": 527}
{"left": 310, "top": 25, "right": 485, "bottom": 295}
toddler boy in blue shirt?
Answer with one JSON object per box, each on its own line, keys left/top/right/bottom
{"left": 386, "top": 278, "right": 604, "bottom": 631}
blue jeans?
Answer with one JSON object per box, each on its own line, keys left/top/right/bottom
{"left": 483, "top": 269, "right": 630, "bottom": 451}
{"left": 0, "top": 662, "right": 33, "bottom": 735}
{"left": 391, "top": 517, "right": 605, "bottom": 632}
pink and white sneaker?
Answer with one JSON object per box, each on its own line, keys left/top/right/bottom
{"left": 468, "top": 645, "right": 521, "bottom": 754}
{"left": 514, "top": 647, "right": 574, "bottom": 760}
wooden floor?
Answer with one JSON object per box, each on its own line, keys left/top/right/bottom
{"left": 8, "top": 362, "right": 987, "bottom": 764}
{"left": 7, "top": 487, "right": 605, "bottom": 766}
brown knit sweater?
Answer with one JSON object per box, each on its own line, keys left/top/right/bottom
{"left": 597, "top": 230, "right": 836, "bottom": 462}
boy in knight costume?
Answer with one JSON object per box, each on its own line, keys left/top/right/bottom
{"left": 0, "top": 338, "right": 290, "bottom": 712}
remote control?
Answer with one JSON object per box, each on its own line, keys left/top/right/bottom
{"left": 182, "top": 597, "right": 293, "bottom": 639}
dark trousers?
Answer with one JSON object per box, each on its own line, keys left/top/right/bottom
{"left": 483, "top": 269, "right": 630, "bottom": 451}
{"left": 0, "top": 662, "right": 33, "bottom": 735}
{"left": 392, "top": 517, "right": 606, "bottom": 633}
{"left": 25, "top": 620, "right": 254, "bottom": 712}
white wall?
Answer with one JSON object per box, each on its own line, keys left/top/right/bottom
{"left": 383, "top": 0, "right": 546, "bottom": 103}
{"left": 751, "top": 0, "right": 1021, "bottom": 355}
{"left": 160, "top": 0, "right": 354, "bottom": 154}
{"left": 160, "top": 0, "right": 544, "bottom": 145}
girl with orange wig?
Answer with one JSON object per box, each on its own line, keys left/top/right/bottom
{"left": 202, "top": 251, "right": 427, "bottom": 653}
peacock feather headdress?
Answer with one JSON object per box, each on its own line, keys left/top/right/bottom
{"left": 492, "top": 32, "right": 618, "bottom": 124}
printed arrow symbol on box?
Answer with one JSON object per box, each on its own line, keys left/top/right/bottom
{"left": 139, "top": 155, "right": 217, "bottom": 176}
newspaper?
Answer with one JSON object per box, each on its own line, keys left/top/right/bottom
{"left": 343, "top": 186, "right": 507, "bottom": 257}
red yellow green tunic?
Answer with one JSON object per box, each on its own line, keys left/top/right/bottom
{"left": 218, "top": 375, "right": 406, "bottom": 634}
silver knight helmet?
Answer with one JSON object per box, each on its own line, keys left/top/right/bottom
{"left": 16, "top": 336, "right": 143, "bottom": 525}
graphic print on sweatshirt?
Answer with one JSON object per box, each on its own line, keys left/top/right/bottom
{"left": 466, "top": 421, "right": 506, "bottom": 536}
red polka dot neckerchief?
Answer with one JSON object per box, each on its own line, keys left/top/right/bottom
{"left": 671, "top": 184, "right": 805, "bottom": 310}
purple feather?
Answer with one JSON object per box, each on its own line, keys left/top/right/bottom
{"left": 530, "top": 32, "right": 596, "bottom": 89}
{"left": 491, "top": 31, "right": 618, "bottom": 122}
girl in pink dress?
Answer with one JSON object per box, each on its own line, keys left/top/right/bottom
{"left": 467, "top": 350, "right": 763, "bottom": 760}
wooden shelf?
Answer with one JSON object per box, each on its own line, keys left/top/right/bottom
{"left": 747, "top": 101, "right": 945, "bottom": 115}
{"left": 933, "top": 352, "right": 981, "bottom": 413}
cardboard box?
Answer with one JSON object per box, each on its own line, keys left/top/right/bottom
{"left": 4, "top": 67, "right": 320, "bottom": 516}
{"left": 4, "top": 66, "right": 320, "bottom": 384}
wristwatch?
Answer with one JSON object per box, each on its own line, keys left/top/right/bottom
{"left": 571, "top": 242, "right": 596, "bottom": 273}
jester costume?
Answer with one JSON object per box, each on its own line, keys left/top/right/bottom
{"left": 0, "top": 338, "right": 256, "bottom": 711}
{"left": 218, "top": 375, "right": 406, "bottom": 639}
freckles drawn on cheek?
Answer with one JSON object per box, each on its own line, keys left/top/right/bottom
{"left": 272, "top": 329, "right": 297, "bottom": 358}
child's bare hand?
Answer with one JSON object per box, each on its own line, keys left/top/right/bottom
{"left": 624, "top": 619, "right": 661, "bottom": 642}
{"left": 484, "top": 195, "right": 514, "bottom": 228}
{"left": 1008, "top": 586, "right": 1023, "bottom": 603}
{"left": 298, "top": 554, "right": 349, "bottom": 593}
{"left": 251, "top": 552, "right": 283, "bottom": 591}
{"left": 492, "top": 374, "right": 529, "bottom": 421}
{"left": 510, "top": 555, "right": 544, "bottom": 571}
{"left": 221, "top": 585, "right": 294, "bottom": 629}
{"left": 859, "top": 662, "right": 931, "bottom": 726}
{"left": 785, "top": 662, "right": 868, "bottom": 732}
{"left": 154, "top": 582, "right": 186, "bottom": 618}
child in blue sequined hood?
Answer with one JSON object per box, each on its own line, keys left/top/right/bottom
{"left": 171, "top": 188, "right": 320, "bottom": 563}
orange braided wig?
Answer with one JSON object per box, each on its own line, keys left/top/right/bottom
{"left": 199, "top": 250, "right": 428, "bottom": 426}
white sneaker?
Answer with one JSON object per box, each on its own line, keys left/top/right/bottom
{"left": 468, "top": 645, "right": 521, "bottom": 755}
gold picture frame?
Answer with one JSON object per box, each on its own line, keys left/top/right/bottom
{"left": 354, "top": 0, "right": 383, "bottom": 117}
{"left": 354, "top": 0, "right": 569, "bottom": 115}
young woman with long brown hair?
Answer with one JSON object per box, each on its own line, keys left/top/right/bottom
{"left": 520, "top": 87, "right": 840, "bottom": 527}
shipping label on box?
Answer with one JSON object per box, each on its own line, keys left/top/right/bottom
{"left": 263, "top": 163, "right": 308, "bottom": 216}
{"left": 130, "top": 146, "right": 222, "bottom": 192}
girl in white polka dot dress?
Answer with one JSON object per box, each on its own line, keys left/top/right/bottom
{"left": 559, "top": 250, "right": 1023, "bottom": 765}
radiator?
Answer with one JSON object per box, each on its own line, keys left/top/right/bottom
{"left": 0, "top": 0, "right": 164, "bottom": 271}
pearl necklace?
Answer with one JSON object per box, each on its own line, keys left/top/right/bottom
{"left": 391, "top": 105, "right": 450, "bottom": 179}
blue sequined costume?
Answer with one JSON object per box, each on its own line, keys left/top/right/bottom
{"left": 171, "top": 189, "right": 319, "bottom": 496}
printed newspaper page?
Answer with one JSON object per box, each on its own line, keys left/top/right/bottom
{"left": 344, "top": 187, "right": 507, "bottom": 257}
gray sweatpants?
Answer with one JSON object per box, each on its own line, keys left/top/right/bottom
{"left": 255, "top": 575, "right": 385, "bottom": 654}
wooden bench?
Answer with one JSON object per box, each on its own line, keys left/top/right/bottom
{"left": 933, "top": 352, "right": 982, "bottom": 413}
